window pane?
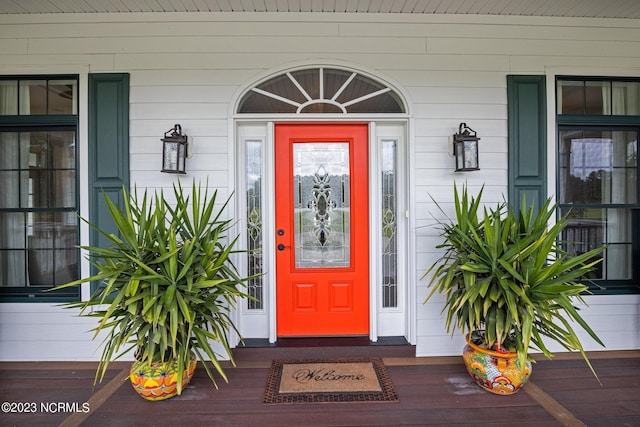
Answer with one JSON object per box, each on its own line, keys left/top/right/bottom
{"left": 0, "top": 172, "right": 20, "bottom": 208}
{"left": 0, "top": 81, "right": 18, "bottom": 115}
{"left": 290, "top": 69, "right": 319, "bottom": 99}
{"left": 0, "top": 211, "right": 78, "bottom": 288}
{"left": 27, "top": 249, "right": 78, "bottom": 286}
{"left": 559, "top": 129, "right": 637, "bottom": 204}
{"left": 0, "top": 131, "right": 20, "bottom": 162}
{"left": 48, "top": 80, "right": 77, "bottom": 115}
{"left": 612, "top": 81, "right": 640, "bottom": 115}
{"left": 259, "top": 74, "right": 307, "bottom": 104}
{"left": 20, "top": 80, "right": 47, "bottom": 115}
{"left": 0, "top": 212, "right": 27, "bottom": 249}
{"left": 346, "top": 91, "right": 404, "bottom": 113}
{"left": 300, "top": 103, "right": 343, "bottom": 113}
{"left": 561, "top": 207, "right": 604, "bottom": 278}
{"left": 246, "top": 139, "right": 263, "bottom": 310}
{"left": 28, "top": 131, "right": 49, "bottom": 167}
{"left": 0, "top": 250, "right": 28, "bottom": 286}
{"left": 561, "top": 208, "right": 632, "bottom": 281}
{"left": 238, "top": 91, "right": 298, "bottom": 113}
{"left": 51, "top": 170, "right": 76, "bottom": 208}
{"left": 335, "top": 73, "right": 383, "bottom": 104}
{"left": 293, "top": 142, "right": 351, "bottom": 268}
{"left": 0, "top": 132, "right": 23, "bottom": 209}
{"left": 324, "top": 69, "right": 353, "bottom": 100}
{"left": 50, "top": 131, "right": 76, "bottom": 168}
{"left": 25, "top": 131, "right": 49, "bottom": 208}
{"left": 0, "top": 212, "right": 29, "bottom": 287}
{"left": 557, "top": 80, "right": 584, "bottom": 114}
{"left": 586, "top": 81, "right": 609, "bottom": 115}
{"left": 381, "top": 140, "right": 398, "bottom": 308}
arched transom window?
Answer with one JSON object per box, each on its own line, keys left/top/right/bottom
{"left": 238, "top": 67, "right": 406, "bottom": 114}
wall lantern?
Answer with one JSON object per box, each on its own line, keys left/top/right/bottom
{"left": 161, "top": 124, "right": 188, "bottom": 174}
{"left": 453, "top": 122, "right": 480, "bottom": 172}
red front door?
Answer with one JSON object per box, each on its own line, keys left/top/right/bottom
{"left": 275, "top": 124, "right": 369, "bottom": 336}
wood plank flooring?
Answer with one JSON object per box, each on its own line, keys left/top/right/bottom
{"left": 0, "top": 346, "right": 638, "bottom": 427}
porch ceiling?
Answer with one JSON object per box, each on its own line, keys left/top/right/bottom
{"left": 1, "top": 0, "right": 639, "bottom": 19}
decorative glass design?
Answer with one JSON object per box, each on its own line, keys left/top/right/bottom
{"left": 293, "top": 142, "right": 350, "bottom": 268}
{"left": 381, "top": 140, "right": 398, "bottom": 308}
{"left": 307, "top": 165, "right": 335, "bottom": 247}
{"left": 238, "top": 67, "right": 405, "bottom": 114}
{"left": 245, "top": 140, "right": 263, "bottom": 309}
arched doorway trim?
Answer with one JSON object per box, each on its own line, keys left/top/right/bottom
{"left": 235, "top": 65, "right": 408, "bottom": 115}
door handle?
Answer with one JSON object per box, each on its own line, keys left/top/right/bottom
{"left": 277, "top": 229, "right": 289, "bottom": 251}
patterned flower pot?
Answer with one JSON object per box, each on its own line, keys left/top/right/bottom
{"left": 129, "top": 353, "right": 197, "bottom": 401}
{"left": 462, "top": 334, "right": 532, "bottom": 395}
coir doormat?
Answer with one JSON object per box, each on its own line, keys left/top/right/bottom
{"left": 263, "top": 357, "right": 398, "bottom": 403}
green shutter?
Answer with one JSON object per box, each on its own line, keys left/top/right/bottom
{"left": 88, "top": 74, "right": 130, "bottom": 275}
{"left": 507, "top": 75, "right": 547, "bottom": 214}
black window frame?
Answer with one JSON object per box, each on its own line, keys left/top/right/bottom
{"left": 0, "top": 74, "right": 80, "bottom": 302}
{"left": 556, "top": 76, "right": 640, "bottom": 295}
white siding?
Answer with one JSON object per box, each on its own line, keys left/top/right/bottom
{"left": 0, "top": 11, "right": 639, "bottom": 360}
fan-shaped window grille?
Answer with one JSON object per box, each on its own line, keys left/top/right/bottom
{"left": 238, "top": 68, "right": 405, "bottom": 114}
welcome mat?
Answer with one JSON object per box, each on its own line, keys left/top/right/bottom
{"left": 263, "top": 357, "right": 398, "bottom": 403}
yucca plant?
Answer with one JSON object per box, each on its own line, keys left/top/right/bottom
{"left": 51, "top": 180, "right": 253, "bottom": 395}
{"left": 423, "top": 183, "right": 606, "bottom": 377}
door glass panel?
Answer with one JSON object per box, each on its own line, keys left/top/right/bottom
{"left": 293, "top": 142, "right": 350, "bottom": 268}
{"left": 245, "top": 139, "right": 263, "bottom": 310}
{"left": 381, "top": 139, "right": 397, "bottom": 307}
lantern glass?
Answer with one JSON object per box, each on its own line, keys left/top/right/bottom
{"left": 162, "top": 140, "right": 187, "bottom": 174}
{"left": 458, "top": 139, "right": 478, "bottom": 171}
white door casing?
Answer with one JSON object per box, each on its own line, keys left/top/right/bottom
{"left": 232, "top": 64, "right": 414, "bottom": 344}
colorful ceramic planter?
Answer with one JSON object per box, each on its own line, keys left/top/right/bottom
{"left": 462, "top": 334, "right": 532, "bottom": 395}
{"left": 129, "top": 353, "right": 197, "bottom": 401}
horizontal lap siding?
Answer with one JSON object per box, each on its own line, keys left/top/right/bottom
{"left": 0, "top": 304, "right": 100, "bottom": 361}
{"left": 0, "top": 12, "right": 638, "bottom": 360}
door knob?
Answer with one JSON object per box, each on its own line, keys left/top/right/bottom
{"left": 277, "top": 244, "right": 286, "bottom": 251}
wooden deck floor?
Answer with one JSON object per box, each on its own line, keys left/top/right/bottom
{"left": 1, "top": 344, "right": 638, "bottom": 427}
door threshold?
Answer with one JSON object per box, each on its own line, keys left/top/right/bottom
{"left": 240, "top": 336, "right": 409, "bottom": 348}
